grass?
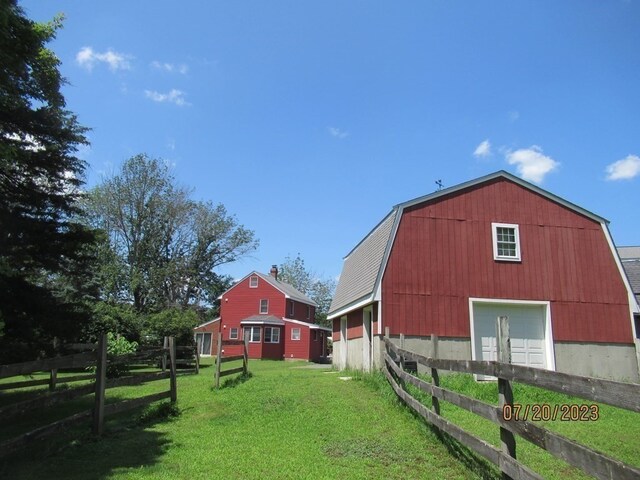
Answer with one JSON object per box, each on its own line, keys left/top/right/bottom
{"left": 0, "top": 360, "right": 486, "bottom": 480}
{"left": 398, "top": 370, "right": 640, "bottom": 479}
{"left": 1, "top": 361, "right": 637, "bottom": 479}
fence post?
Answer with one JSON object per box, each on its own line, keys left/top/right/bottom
{"left": 162, "top": 336, "right": 168, "bottom": 372}
{"left": 399, "top": 333, "right": 405, "bottom": 370}
{"left": 497, "top": 316, "right": 516, "bottom": 480}
{"left": 49, "top": 337, "right": 59, "bottom": 391}
{"left": 168, "top": 336, "right": 177, "bottom": 403}
{"left": 243, "top": 336, "right": 249, "bottom": 375}
{"left": 92, "top": 333, "right": 107, "bottom": 435}
{"left": 215, "top": 332, "right": 222, "bottom": 388}
{"left": 430, "top": 333, "right": 440, "bottom": 416}
{"left": 195, "top": 338, "right": 201, "bottom": 374}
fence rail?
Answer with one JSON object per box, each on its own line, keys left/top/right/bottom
{"left": 214, "top": 336, "right": 249, "bottom": 388}
{"left": 0, "top": 334, "right": 183, "bottom": 458}
{"left": 383, "top": 327, "right": 640, "bottom": 480}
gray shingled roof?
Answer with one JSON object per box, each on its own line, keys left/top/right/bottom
{"left": 240, "top": 315, "right": 285, "bottom": 325}
{"left": 329, "top": 211, "right": 397, "bottom": 315}
{"left": 619, "top": 246, "right": 640, "bottom": 260}
{"left": 621, "top": 259, "right": 640, "bottom": 304}
{"left": 255, "top": 272, "right": 318, "bottom": 307}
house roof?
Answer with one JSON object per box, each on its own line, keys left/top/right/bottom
{"left": 620, "top": 259, "right": 640, "bottom": 304}
{"left": 240, "top": 315, "right": 285, "bottom": 325}
{"left": 220, "top": 271, "right": 318, "bottom": 307}
{"left": 283, "top": 317, "right": 332, "bottom": 332}
{"left": 618, "top": 246, "right": 640, "bottom": 260}
{"left": 193, "top": 317, "right": 220, "bottom": 330}
{"left": 328, "top": 170, "right": 610, "bottom": 319}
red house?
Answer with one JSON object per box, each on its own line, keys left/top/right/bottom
{"left": 328, "top": 171, "right": 639, "bottom": 381}
{"left": 194, "top": 266, "right": 331, "bottom": 361}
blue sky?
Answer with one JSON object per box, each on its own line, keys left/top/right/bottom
{"left": 21, "top": 1, "right": 640, "bottom": 281}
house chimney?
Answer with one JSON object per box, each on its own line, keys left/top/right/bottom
{"left": 270, "top": 265, "right": 278, "bottom": 280}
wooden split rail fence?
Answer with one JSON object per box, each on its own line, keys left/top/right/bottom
{"left": 214, "top": 336, "right": 249, "bottom": 388}
{"left": 383, "top": 321, "right": 640, "bottom": 480}
{"left": 0, "top": 334, "right": 182, "bottom": 458}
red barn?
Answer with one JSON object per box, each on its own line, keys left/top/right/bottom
{"left": 328, "top": 171, "right": 639, "bottom": 381}
{"left": 195, "top": 266, "right": 330, "bottom": 361}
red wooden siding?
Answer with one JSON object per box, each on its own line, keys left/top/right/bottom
{"left": 286, "top": 299, "right": 316, "bottom": 322}
{"left": 382, "top": 178, "right": 632, "bottom": 343}
{"left": 332, "top": 318, "right": 341, "bottom": 341}
{"left": 347, "top": 310, "right": 363, "bottom": 339}
{"left": 284, "top": 323, "right": 310, "bottom": 359}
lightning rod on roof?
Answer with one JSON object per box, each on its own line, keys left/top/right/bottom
{"left": 435, "top": 179, "right": 444, "bottom": 191}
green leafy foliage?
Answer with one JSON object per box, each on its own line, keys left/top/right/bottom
{"left": 105, "top": 332, "right": 138, "bottom": 378}
{"left": 143, "top": 308, "right": 200, "bottom": 347}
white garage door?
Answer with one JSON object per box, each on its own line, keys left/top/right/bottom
{"left": 473, "top": 303, "right": 547, "bottom": 372}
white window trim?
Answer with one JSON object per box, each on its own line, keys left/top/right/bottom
{"left": 264, "top": 326, "right": 280, "bottom": 343}
{"left": 492, "top": 222, "right": 521, "bottom": 262}
{"left": 229, "top": 327, "right": 238, "bottom": 340}
{"left": 247, "top": 326, "right": 261, "bottom": 343}
{"left": 249, "top": 275, "right": 259, "bottom": 288}
{"left": 259, "top": 299, "right": 269, "bottom": 314}
{"left": 291, "top": 327, "right": 301, "bottom": 341}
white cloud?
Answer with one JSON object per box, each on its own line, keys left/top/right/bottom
{"left": 473, "top": 139, "right": 491, "bottom": 158}
{"left": 151, "top": 61, "right": 189, "bottom": 74}
{"left": 144, "top": 89, "right": 190, "bottom": 106}
{"left": 605, "top": 155, "right": 640, "bottom": 181}
{"left": 328, "top": 127, "right": 349, "bottom": 139}
{"left": 505, "top": 146, "right": 559, "bottom": 184}
{"left": 76, "top": 47, "right": 132, "bottom": 71}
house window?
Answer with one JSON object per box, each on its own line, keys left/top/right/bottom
{"left": 306, "top": 305, "right": 311, "bottom": 320}
{"left": 260, "top": 299, "right": 269, "bottom": 314}
{"left": 249, "top": 275, "right": 258, "bottom": 288}
{"left": 264, "top": 327, "right": 280, "bottom": 343}
{"left": 229, "top": 327, "right": 238, "bottom": 340}
{"left": 492, "top": 223, "right": 521, "bottom": 261}
{"left": 291, "top": 328, "right": 301, "bottom": 341}
{"left": 289, "top": 301, "right": 295, "bottom": 317}
{"left": 312, "top": 330, "right": 317, "bottom": 341}
{"left": 245, "top": 326, "right": 261, "bottom": 343}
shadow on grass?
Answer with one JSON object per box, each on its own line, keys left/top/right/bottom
{"left": 217, "top": 371, "right": 253, "bottom": 390}
{"left": 0, "top": 400, "right": 180, "bottom": 480}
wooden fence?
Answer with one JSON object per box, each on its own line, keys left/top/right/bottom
{"left": 214, "top": 335, "right": 249, "bottom": 388}
{"left": 383, "top": 322, "right": 640, "bottom": 480}
{"left": 0, "top": 334, "right": 180, "bottom": 458}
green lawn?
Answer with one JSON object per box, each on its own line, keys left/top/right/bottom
{"left": 0, "top": 360, "right": 489, "bottom": 480}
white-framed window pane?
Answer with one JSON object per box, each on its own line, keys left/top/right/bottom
{"left": 289, "top": 301, "right": 294, "bottom": 316}
{"left": 291, "top": 328, "right": 301, "bottom": 341}
{"left": 272, "top": 328, "right": 280, "bottom": 343}
{"left": 492, "top": 223, "right": 520, "bottom": 261}
{"left": 312, "top": 330, "right": 317, "bottom": 341}
{"left": 307, "top": 305, "right": 311, "bottom": 320}
{"left": 250, "top": 326, "right": 260, "bottom": 342}
{"left": 229, "top": 327, "right": 238, "bottom": 340}
{"left": 249, "top": 276, "right": 258, "bottom": 288}
{"left": 260, "top": 299, "right": 268, "bottom": 314}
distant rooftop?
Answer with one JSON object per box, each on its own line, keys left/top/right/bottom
{"left": 618, "top": 246, "right": 640, "bottom": 260}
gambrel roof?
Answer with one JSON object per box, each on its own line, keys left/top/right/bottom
{"left": 328, "top": 170, "right": 620, "bottom": 319}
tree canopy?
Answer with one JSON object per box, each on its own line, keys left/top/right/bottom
{"left": 86, "top": 154, "right": 258, "bottom": 313}
{"left": 0, "top": 1, "right": 97, "bottom": 360}
{"left": 277, "top": 254, "right": 336, "bottom": 327}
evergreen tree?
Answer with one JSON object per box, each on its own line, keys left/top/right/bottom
{"left": 0, "top": 1, "right": 96, "bottom": 360}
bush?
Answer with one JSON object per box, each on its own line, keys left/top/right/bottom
{"left": 84, "top": 302, "right": 143, "bottom": 343}
{"left": 106, "top": 332, "right": 138, "bottom": 378}
{"left": 143, "top": 308, "right": 200, "bottom": 347}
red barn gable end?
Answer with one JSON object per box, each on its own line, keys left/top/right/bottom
{"left": 329, "top": 171, "right": 639, "bottom": 381}
{"left": 196, "top": 268, "right": 331, "bottom": 362}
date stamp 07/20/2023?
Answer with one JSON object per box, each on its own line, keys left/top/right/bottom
{"left": 502, "top": 403, "right": 600, "bottom": 422}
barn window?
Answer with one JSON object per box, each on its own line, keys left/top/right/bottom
{"left": 260, "top": 299, "right": 269, "bottom": 314}
{"left": 264, "top": 327, "right": 280, "bottom": 343}
{"left": 312, "top": 330, "right": 317, "bottom": 341}
{"left": 289, "top": 301, "right": 295, "bottom": 317}
{"left": 249, "top": 275, "right": 258, "bottom": 288}
{"left": 306, "top": 305, "right": 311, "bottom": 320}
{"left": 229, "top": 328, "right": 238, "bottom": 340}
{"left": 492, "top": 223, "right": 521, "bottom": 261}
{"left": 291, "top": 328, "right": 301, "bottom": 341}
{"left": 246, "top": 326, "right": 261, "bottom": 343}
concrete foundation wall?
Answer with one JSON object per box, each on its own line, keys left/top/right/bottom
{"left": 332, "top": 338, "right": 364, "bottom": 370}
{"left": 554, "top": 342, "right": 640, "bottom": 382}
